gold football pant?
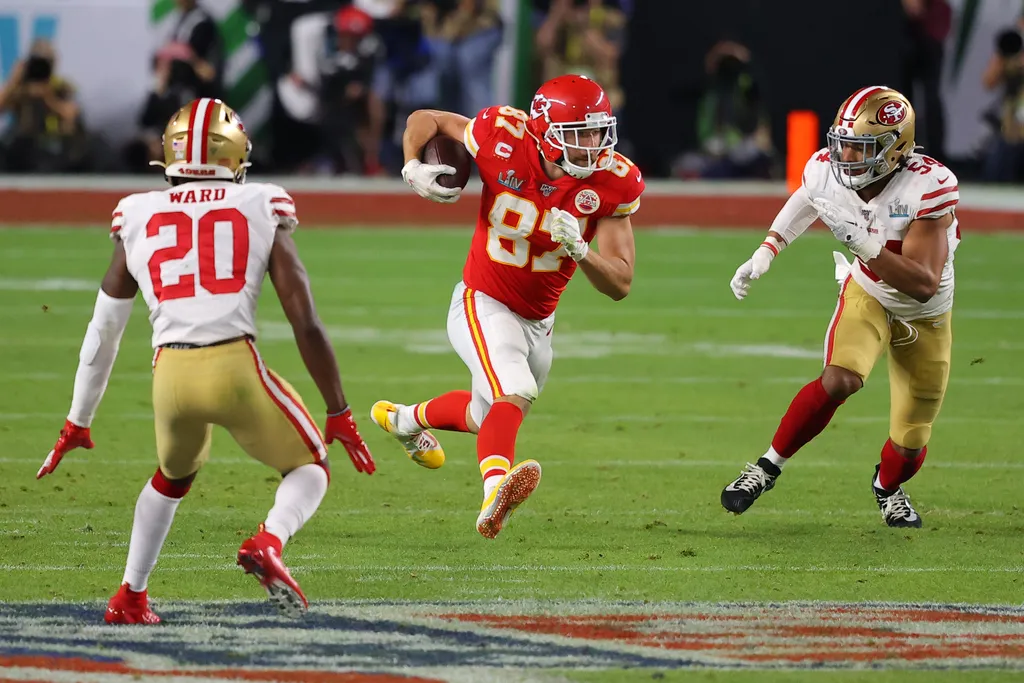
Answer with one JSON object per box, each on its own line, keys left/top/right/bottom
{"left": 824, "top": 277, "right": 952, "bottom": 449}
{"left": 151, "top": 338, "right": 326, "bottom": 480}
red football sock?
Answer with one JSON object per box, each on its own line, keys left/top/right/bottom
{"left": 476, "top": 402, "right": 524, "bottom": 481}
{"left": 770, "top": 378, "right": 845, "bottom": 459}
{"left": 413, "top": 391, "right": 471, "bottom": 433}
{"left": 877, "top": 439, "right": 927, "bottom": 492}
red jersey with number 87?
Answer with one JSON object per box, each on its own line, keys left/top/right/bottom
{"left": 110, "top": 180, "right": 297, "bottom": 348}
{"left": 460, "top": 105, "right": 645, "bottom": 320}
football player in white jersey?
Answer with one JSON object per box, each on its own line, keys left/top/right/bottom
{"left": 721, "top": 86, "right": 959, "bottom": 528}
{"left": 37, "top": 98, "right": 376, "bottom": 623}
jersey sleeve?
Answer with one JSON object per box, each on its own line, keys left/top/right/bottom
{"left": 263, "top": 184, "right": 298, "bottom": 233}
{"left": 463, "top": 105, "right": 503, "bottom": 160}
{"left": 109, "top": 197, "right": 129, "bottom": 241}
{"left": 610, "top": 153, "right": 645, "bottom": 217}
{"left": 914, "top": 169, "right": 959, "bottom": 220}
{"left": 800, "top": 147, "right": 832, "bottom": 198}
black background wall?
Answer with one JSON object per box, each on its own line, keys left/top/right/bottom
{"left": 622, "top": 0, "right": 907, "bottom": 176}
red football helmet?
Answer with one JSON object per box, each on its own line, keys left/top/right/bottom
{"left": 526, "top": 75, "right": 617, "bottom": 179}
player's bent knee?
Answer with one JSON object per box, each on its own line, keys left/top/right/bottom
{"left": 315, "top": 458, "right": 331, "bottom": 485}
{"left": 891, "top": 425, "right": 931, "bottom": 451}
{"left": 494, "top": 393, "right": 533, "bottom": 415}
{"left": 821, "top": 365, "right": 864, "bottom": 400}
{"left": 152, "top": 467, "right": 195, "bottom": 499}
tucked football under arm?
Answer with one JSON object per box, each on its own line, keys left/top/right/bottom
{"left": 66, "top": 290, "right": 134, "bottom": 427}
{"left": 763, "top": 185, "right": 819, "bottom": 255}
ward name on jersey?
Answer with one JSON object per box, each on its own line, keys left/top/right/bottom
{"left": 461, "top": 105, "right": 645, "bottom": 320}
{"left": 111, "top": 181, "right": 297, "bottom": 347}
{"left": 802, "top": 148, "right": 960, "bottom": 319}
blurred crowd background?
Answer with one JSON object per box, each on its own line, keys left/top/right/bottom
{"left": 1, "top": 0, "right": 1024, "bottom": 183}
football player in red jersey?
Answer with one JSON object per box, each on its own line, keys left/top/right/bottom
{"left": 371, "top": 75, "right": 645, "bottom": 539}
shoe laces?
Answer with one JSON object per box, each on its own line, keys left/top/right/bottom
{"left": 880, "top": 488, "right": 917, "bottom": 519}
{"left": 732, "top": 463, "right": 771, "bottom": 493}
{"left": 402, "top": 430, "right": 435, "bottom": 453}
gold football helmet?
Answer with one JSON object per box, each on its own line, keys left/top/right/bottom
{"left": 151, "top": 98, "right": 251, "bottom": 183}
{"left": 827, "top": 86, "right": 916, "bottom": 190}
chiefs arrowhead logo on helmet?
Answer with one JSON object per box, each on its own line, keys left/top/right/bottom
{"left": 876, "top": 101, "right": 907, "bottom": 127}
{"left": 531, "top": 94, "right": 552, "bottom": 121}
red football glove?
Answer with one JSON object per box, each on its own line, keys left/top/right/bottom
{"left": 325, "top": 408, "right": 375, "bottom": 475}
{"left": 37, "top": 420, "right": 94, "bottom": 479}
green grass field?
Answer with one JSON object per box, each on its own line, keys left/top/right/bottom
{"left": 1, "top": 226, "right": 1022, "bottom": 681}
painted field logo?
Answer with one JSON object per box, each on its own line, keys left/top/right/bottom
{"left": 1, "top": 601, "right": 1023, "bottom": 681}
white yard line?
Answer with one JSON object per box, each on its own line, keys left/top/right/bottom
{"left": 0, "top": 562, "right": 1019, "bottom": 574}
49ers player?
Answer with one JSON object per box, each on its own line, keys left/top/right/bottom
{"left": 722, "top": 86, "right": 959, "bottom": 528}
{"left": 37, "top": 98, "right": 375, "bottom": 623}
{"left": 371, "top": 75, "right": 645, "bottom": 539}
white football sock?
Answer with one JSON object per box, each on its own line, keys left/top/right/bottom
{"left": 122, "top": 480, "right": 182, "bottom": 592}
{"left": 763, "top": 446, "right": 788, "bottom": 470}
{"left": 483, "top": 473, "right": 504, "bottom": 499}
{"left": 394, "top": 403, "right": 423, "bottom": 435}
{"left": 264, "top": 463, "right": 328, "bottom": 548}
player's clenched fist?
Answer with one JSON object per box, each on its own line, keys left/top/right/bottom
{"left": 549, "top": 208, "right": 589, "bottom": 262}
{"left": 37, "top": 420, "right": 94, "bottom": 479}
{"left": 324, "top": 408, "right": 375, "bottom": 475}
{"left": 401, "top": 160, "right": 462, "bottom": 204}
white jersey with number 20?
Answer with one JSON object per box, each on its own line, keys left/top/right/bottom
{"left": 110, "top": 180, "right": 297, "bottom": 348}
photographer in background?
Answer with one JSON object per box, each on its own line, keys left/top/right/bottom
{"left": 162, "top": 0, "right": 224, "bottom": 100}
{"left": 982, "top": 16, "right": 1024, "bottom": 183}
{"left": 0, "top": 39, "right": 90, "bottom": 172}
{"left": 317, "top": 5, "right": 387, "bottom": 175}
{"left": 671, "top": 40, "right": 775, "bottom": 180}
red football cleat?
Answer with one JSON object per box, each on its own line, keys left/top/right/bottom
{"left": 104, "top": 583, "right": 161, "bottom": 625}
{"left": 237, "top": 524, "right": 308, "bottom": 618}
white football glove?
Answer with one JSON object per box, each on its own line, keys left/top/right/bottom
{"left": 548, "top": 208, "right": 589, "bottom": 262}
{"left": 729, "top": 244, "right": 776, "bottom": 300}
{"left": 401, "top": 159, "right": 462, "bottom": 204}
{"left": 812, "top": 198, "right": 883, "bottom": 262}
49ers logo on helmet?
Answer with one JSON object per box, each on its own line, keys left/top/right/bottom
{"left": 876, "top": 101, "right": 907, "bottom": 126}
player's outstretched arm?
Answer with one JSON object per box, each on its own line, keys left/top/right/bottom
{"left": 730, "top": 186, "right": 818, "bottom": 300}
{"left": 38, "top": 240, "right": 137, "bottom": 479}
{"left": 859, "top": 214, "right": 951, "bottom": 303}
{"left": 268, "top": 230, "right": 375, "bottom": 474}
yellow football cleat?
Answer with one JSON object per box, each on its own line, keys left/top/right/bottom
{"left": 476, "top": 459, "right": 542, "bottom": 539}
{"left": 370, "top": 400, "right": 445, "bottom": 469}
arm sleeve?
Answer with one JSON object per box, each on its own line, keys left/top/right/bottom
{"left": 769, "top": 184, "right": 818, "bottom": 245}
{"left": 66, "top": 290, "right": 134, "bottom": 427}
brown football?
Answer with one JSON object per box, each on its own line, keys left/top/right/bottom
{"left": 422, "top": 135, "right": 472, "bottom": 189}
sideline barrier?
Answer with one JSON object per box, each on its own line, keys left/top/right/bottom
{"left": 0, "top": 177, "right": 1021, "bottom": 231}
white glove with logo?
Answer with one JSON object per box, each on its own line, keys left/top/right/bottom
{"left": 401, "top": 159, "right": 462, "bottom": 204}
{"left": 549, "top": 208, "right": 589, "bottom": 261}
{"left": 812, "top": 198, "right": 883, "bottom": 262}
{"left": 729, "top": 243, "right": 777, "bottom": 300}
